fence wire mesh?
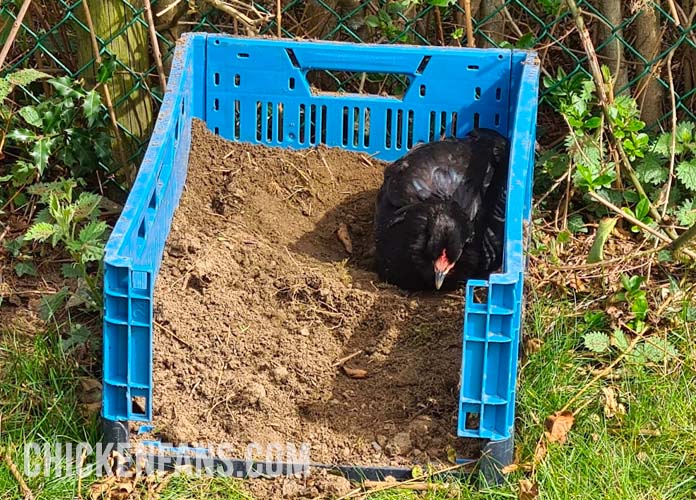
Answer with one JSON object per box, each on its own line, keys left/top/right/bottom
{"left": 1, "top": 0, "right": 695, "bottom": 171}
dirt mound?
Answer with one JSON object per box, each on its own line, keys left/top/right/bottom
{"left": 150, "top": 119, "right": 477, "bottom": 468}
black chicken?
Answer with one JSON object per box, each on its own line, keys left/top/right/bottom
{"left": 374, "top": 128, "right": 510, "bottom": 291}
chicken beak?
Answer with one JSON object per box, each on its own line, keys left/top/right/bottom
{"left": 434, "top": 271, "right": 447, "bottom": 290}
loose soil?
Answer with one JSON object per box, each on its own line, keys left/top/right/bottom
{"left": 150, "top": 119, "right": 478, "bottom": 467}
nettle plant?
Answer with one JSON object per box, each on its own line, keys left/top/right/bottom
{"left": 540, "top": 67, "right": 696, "bottom": 233}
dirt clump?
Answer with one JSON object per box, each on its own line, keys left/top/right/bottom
{"left": 151, "top": 119, "right": 478, "bottom": 468}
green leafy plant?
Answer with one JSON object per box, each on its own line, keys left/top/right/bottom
{"left": 22, "top": 179, "right": 109, "bottom": 311}
{"left": 0, "top": 69, "right": 113, "bottom": 205}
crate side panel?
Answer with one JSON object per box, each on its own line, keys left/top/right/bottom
{"left": 204, "top": 37, "right": 512, "bottom": 162}
{"left": 103, "top": 34, "right": 201, "bottom": 423}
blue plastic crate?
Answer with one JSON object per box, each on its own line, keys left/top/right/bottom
{"left": 103, "top": 33, "right": 539, "bottom": 472}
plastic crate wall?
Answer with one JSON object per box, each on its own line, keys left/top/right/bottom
{"left": 102, "top": 33, "right": 539, "bottom": 442}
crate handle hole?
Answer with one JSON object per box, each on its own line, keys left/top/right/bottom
{"left": 465, "top": 412, "right": 480, "bottom": 430}
{"left": 473, "top": 286, "right": 488, "bottom": 304}
{"left": 285, "top": 48, "right": 300, "bottom": 68}
{"left": 415, "top": 55, "right": 431, "bottom": 74}
{"left": 132, "top": 396, "right": 147, "bottom": 416}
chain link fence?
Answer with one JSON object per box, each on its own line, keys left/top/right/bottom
{"left": 1, "top": 0, "right": 695, "bottom": 173}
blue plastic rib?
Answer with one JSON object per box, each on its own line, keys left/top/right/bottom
{"left": 102, "top": 34, "right": 539, "bottom": 445}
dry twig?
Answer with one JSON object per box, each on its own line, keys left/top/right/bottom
{"left": 1, "top": 447, "right": 35, "bottom": 500}
{"left": 463, "top": 0, "right": 475, "bottom": 47}
{"left": 144, "top": 0, "right": 167, "bottom": 93}
{"left": 0, "top": 0, "right": 33, "bottom": 70}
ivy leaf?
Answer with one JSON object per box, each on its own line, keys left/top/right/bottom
{"left": 18, "top": 105, "right": 42, "bottom": 127}
{"left": 62, "top": 263, "right": 85, "bottom": 279}
{"left": 14, "top": 261, "right": 38, "bottom": 277}
{"left": 82, "top": 90, "right": 102, "bottom": 126}
{"left": 7, "top": 68, "right": 51, "bottom": 87}
{"left": 39, "top": 288, "right": 70, "bottom": 321}
{"left": 583, "top": 331, "right": 610, "bottom": 353}
{"left": 568, "top": 214, "right": 587, "bottom": 234}
{"left": 24, "top": 222, "right": 55, "bottom": 242}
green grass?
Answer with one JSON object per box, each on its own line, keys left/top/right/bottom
{"left": 1, "top": 294, "right": 694, "bottom": 499}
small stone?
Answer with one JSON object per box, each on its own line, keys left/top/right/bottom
{"left": 371, "top": 441, "right": 382, "bottom": 453}
{"left": 272, "top": 366, "right": 289, "bottom": 383}
{"left": 299, "top": 327, "right": 310, "bottom": 336}
{"left": 387, "top": 432, "right": 412, "bottom": 456}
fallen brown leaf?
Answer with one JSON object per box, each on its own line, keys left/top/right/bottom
{"left": 601, "top": 386, "right": 626, "bottom": 419}
{"left": 501, "top": 463, "right": 519, "bottom": 474}
{"left": 544, "top": 410, "right": 574, "bottom": 444}
{"left": 342, "top": 366, "right": 368, "bottom": 379}
{"left": 336, "top": 223, "right": 353, "bottom": 254}
{"left": 518, "top": 479, "right": 539, "bottom": 500}
{"left": 533, "top": 439, "right": 547, "bottom": 463}
{"left": 524, "top": 338, "right": 543, "bottom": 356}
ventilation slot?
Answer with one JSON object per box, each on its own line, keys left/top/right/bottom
{"left": 213, "top": 98, "right": 219, "bottom": 111}
{"left": 495, "top": 113, "right": 500, "bottom": 126}
{"left": 214, "top": 126, "right": 219, "bottom": 135}
{"left": 467, "top": 65, "right": 479, "bottom": 70}
{"left": 428, "top": 111, "right": 436, "bottom": 142}
{"left": 309, "top": 104, "right": 318, "bottom": 144}
{"left": 256, "top": 101, "right": 262, "bottom": 141}
{"left": 439, "top": 111, "right": 447, "bottom": 139}
{"left": 496, "top": 87, "right": 502, "bottom": 100}
{"left": 475, "top": 87, "right": 481, "bottom": 100}
{"left": 451, "top": 112, "right": 458, "bottom": 137}
{"left": 407, "top": 110, "right": 414, "bottom": 148}
{"left": 321, "top": 106, "right": 327, "bottom": 144}
{"left": 420, "top": 85, "right": 426, "bottom": 97}
{"left": 237, "top": 53, "right": 249, "bottom": 58}
{"left": 352, "top": 108, "right": 359, "bottom": 147}
{"left": 396, "top": 109, "right": 404, "bottom": 149}
{"left": 277, "top": 103, "right": 284, "bottom": 142}
{"left": 386, "top": 109, "right": 393, "bottom": 148}
{"left": 363, "top": 108, "right": 370, "bottom": 147}
{"left": 266, "top": 102, "right": 274, "bottom": 142}
{"left": 234, "top": 74, "right": 240, "bottom": 87}
{"left": 234, "top": 100, "right": 240, "bottom": 139}
{"left": 473, "top": 112, "right": 480, "bottom": 128}
{"left": 214, "top": 72, "right": 220, "bottom": 85}
{"left": 342, "top": 107, "right": 349, "bottom": 146}
{"left": 299, "top": 104, "right": 306, "bottom": 144}
{"left": 174, "top": 118, "right": 179, "bottom": 141}
{"left": 285, "top": 48, "right": 300, "bottom": 68}
{"left": 289, "top": 77, "right": 295, "bottom": 90}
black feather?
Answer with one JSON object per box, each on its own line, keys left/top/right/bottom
{"left": 374, "top": 127, "right": 509, "bottom": 291}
